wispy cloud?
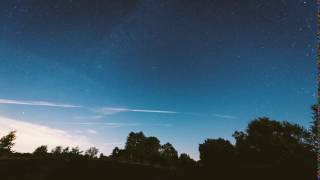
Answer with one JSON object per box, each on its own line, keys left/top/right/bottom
{"left": 79, "top": 122, "right": 140, "bottom": 128}
{"left": 0, "top": 116, "right": 91, "bottom": 152}
{"left": 212, "top": 113, "right": 238, "bottom": 119}
{"left": 72, "top": 115, "right": 104, "bottom": 120}
{"left": 87, "top": 129, "right": 98, "bottom": 134}
{"left": 0, "top": 98, "right": 178, "bottom": 116}
{"left": 44, "top": 122, "right": 140, "bottom": 128}
{"left": 95, "top": 107, "right": 178, "bottom": 115}
{"left": 183, "top": 112, "right": 238, "bottom": 119}
{"left": 150, "top": 123, "right": 173, "bottom": 127}
{"left": 42, "top": 121, "right": 173, "bottom": 128}
{"left": 0, "top": 98, "right": 236, "bottom": 120}
{"left": 0, "top": 98, "right": 81, "bottom": 108}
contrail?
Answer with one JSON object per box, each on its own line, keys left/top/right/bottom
{"left": 0, "top": 98, "right": 81, "bottom": 108}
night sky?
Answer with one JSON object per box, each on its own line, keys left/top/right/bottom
{"left": 0, "top": 0, "right": 317, "bottom": 159}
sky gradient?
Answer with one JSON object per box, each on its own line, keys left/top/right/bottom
{"left": 0, "top": 0, "right": 317, "bottom": 159}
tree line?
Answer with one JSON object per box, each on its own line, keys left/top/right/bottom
{"left": 0, "top": 130, "right": 195, "bottom": 168}
{"left": 0, "top": 105, "right": 317, "bottom": 178}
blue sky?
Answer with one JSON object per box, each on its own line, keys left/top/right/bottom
{"left": 0, "top": 0, "right": 317, "bottom": 159}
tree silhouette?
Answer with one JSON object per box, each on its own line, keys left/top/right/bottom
{"left": 0, "top": 115, "right": 317, "bottom": 180}
{"left": 51, "top": 146, "right": 63, "bottom": 155}
{"left": 160, "top": 142, "right": 178, "bottom": 165}
{"left": 62, "top": 147, "right": 70, "bottom": 154}
{"left": 125, "top": 131, "right": 146, "bottom": 161}
{"left": 99, "top": 153, "right": 108, "bottom": 160}
{"left": 85, "top": 147, "right": 99, "bottom": 159}
{"left": 199, "top": 138, "right": 235, "bottom": 167}
{"left": 178, "top": 153, "right": 196, "bottom": 168}
{"left": 111, "top": 146, "right": 127, "bottom": 161}
{"left": 0, "top": 131, "right": 16, "bottom": 154}
{"left": 111, "top": 147, "right": 120, "bottom": 157}
{"left": 232, "top": 117, "right": 316, "bottom": 171}
{"left": 70, "top": 146, "right": 83, "bottom": 155}
{"left": 111, "top": 132, "right": 180, "bottom": 165}
{"left": 33, "top": 145, "right": 48, "bottom": 157}
{"left": 143, "top": 136, "right": 161, "bottom": 163}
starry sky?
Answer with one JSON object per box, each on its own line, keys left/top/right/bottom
{"left": 0, "top": 0, "right": 317, "bottom": 159}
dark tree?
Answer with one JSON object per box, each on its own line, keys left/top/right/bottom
{"left": 111, "top": 147, "right": 121, "bottom": 157}
{"left": 70, "top": 146, "right": 83, "bottom": 155}
{"left": 51, "top": 146, "right": 63, "bottom": 155}
{"left": 114, "top": 132, "right": 179, "bottom": 165}
{"left": 178, "top": 153, "right": 196, "bottom": 168}
{"left": 0, "top": 131, "right": 16, "bottom": 154}
{"left": 144, "top": 136, "right": 161, "bottom": 154}
{"left": 110, "top": 146, "right": 127, "bottom": 161}
{"left": 62, "top": 147, "right": 70, "bottom": 154}
{"left": 99, "top": 153, "right": 108, "bottom": 160}
{"left": 143, "top": 136, "right": 161, "bottom": 162}
{"left": 233, "top": 117, "right": 314, "bottom": 164}
{"left": 33, "top": 145, "right": 48, "bottom": 156}
{"left": 160, "top": 142, "right": 178, "bottom": 165}
{"left": 231, "top": 117, "right": 317, "bottom": 179}
{"left": 125, "top": 131, "right": 146, "bottom": 161}
{"left": 199, "top": 138, "right": 235, "bottom": 167}
{"left": 125, "top": 132, "right": 146, "bottom": 150}
{"left": 85, "top": 147, "right": 99, "bottom": 159}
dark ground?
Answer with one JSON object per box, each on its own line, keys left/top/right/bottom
{"left": 0, "top": 159, "right": 315, "bottom": 180}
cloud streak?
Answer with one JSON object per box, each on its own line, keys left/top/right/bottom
{"left": 42, "top": 122, "right": 140, "bottom": 128}
{"left": 42, "top": 121, "right": 172, "bottom": 128}
{"left": 212, "top": 113, "right": 238, "bottom": 119}
{"left": 0, "top": 98, "right": 177, "bottom": 115}
{"left": 184, "top": 112, "right": 238, "bottom": 119}
{"left": 0, "top": 98, "right": 237, "bottom": 119}
{"left": 95, "top": 107, "right": 178, "bottom": 115}
{"left": 72, "top": 115, "right": 104, "bottom": 120}
{"left": 0, "top": 98, "right": 81, "bottom": 108}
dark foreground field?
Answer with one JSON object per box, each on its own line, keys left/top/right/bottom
{"left": 0, "top": 159, "right": 314, "bottom": 180}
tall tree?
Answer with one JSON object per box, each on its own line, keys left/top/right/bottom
{"left": 125, "top": 132, "right": 146, "bottom": 161}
